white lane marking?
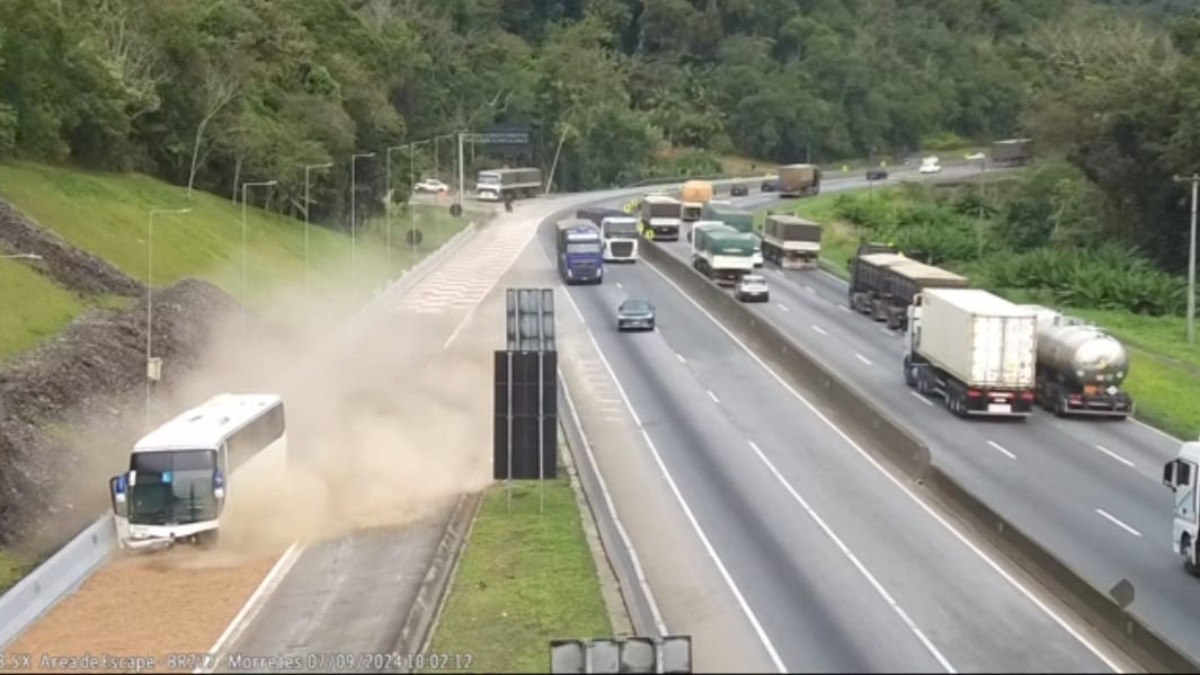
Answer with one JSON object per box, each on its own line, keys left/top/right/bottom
{"left": 558, "top": 261, "right": 788, "bottom": 672}
{"left": 986, "top": 441, "right": 1017, "bottom": 460}
{"left": 880, "top": 327, "right": 897, "bottom": 337}
{"left": 196, "top": 543, "right": 304, "bottom": 672}
{"left": 811, "top": 324, "right": 826, "bottom": 335}
{"left": 778, "top": 304, "right": 790, "bottom": 312}
{"left": 707, "top": 390, "right": 721, "bottom": 404}
{"left": 855, "top": 353, "right": 872, "bottom": 365}
{"left": 1130, "top": 417, "right": 1182, "bottom": 444}
{"left": 560, "top": 372, "right": 670, "bottom": 635}
{"left": 1095, "top": 509, "right": 1142, "bottom": 538}
{"left": 617, "top": 282, "right": 623, "bottom": 289}
{"left": 909, "top": 391, "right": 934, "bottom": 407}
{"left": 747, "top": 441, "right": 955, "bottom": 673}
{"left": 838, "top": 305, "right": 851, "bottom": 312}
{"left": 805, "top": 285, "right": 816, "bottom": 294}
{"left": 1094, "top": 444, "right": 1135, "bottom": 468}
{"left": 639, "top": 259, "right": 1122, "bottom": 673}
{"left": 676, "top": 353, "right": 686, "bottom": 364}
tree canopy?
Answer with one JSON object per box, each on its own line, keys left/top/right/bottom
{"left": 1, "top": 0, "right": 1200, "bottom": 268}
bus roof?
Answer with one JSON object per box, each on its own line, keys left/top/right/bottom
{"left": 133, "top": 393, "right": 283, "bottom": 453}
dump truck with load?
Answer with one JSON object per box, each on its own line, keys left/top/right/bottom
{"left": 904, "top": 288, "right": 1037, "bottom": 418}
{"left": 761, "top": 214, "right": 821, "bottom": 269}
{"left": 700, "top": 202, "right": 761, "bottom": 266}
{"left": 638, "top": 194, "right": 683, "bottom": 241}
{"left": 849, "top": 245, "right": 969, "bottom": 331}
{"left": 991, "top": 139, "right": 1033, "bottom": 167}
{"left": 692, "top": 222, "right": 755, "bottom": 286}
{"left": 1017, "top": 305, "right": 1134, "bottom": 418}
{"left": 680, "top": 180, "right": 715, "bottom": 222}
{"left": 778, "top": 164, "right": 821, "bottom": 198}
{"left": 475, "top": 167, "right": 542, "bottom": 201}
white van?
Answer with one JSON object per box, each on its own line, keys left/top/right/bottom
{"left": 1162, "top": 442, "right": 1200, "bottom": 576}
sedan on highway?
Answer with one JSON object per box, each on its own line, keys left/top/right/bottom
{"left": 760, "top": 177, "right": 778, "bottom": 192}
{"left": 730, "top": 183, "right": 749, "bottom": 197}
{"left": 866, "top": 167, "right": 889, "bottom": 181}
{"left": 734, "top": 274, "right": 769, "bottom": 302}
{"left": 616, "top": 298, "right": 656, "bottom": 332}
{"left": 415, "top": 178, "right": 449, "bottom": 193}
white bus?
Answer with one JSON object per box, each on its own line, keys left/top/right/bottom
{"left": 1163, "top": 441, "right": 1200, "bottom": 576}
{"left": 108, "top": 393, "right": 286, "bottom": 552}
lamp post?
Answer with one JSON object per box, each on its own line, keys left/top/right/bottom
{"left": 410, "top": 139, "right": 432, "bottom": 267}
{"left": 1174, "top": 174, "right": 1200, "bottom": 344}
{"left": 303, "top": 162, "right": 334, "bottom": 290}
{"left": 145, "top": 207, "right": 192, "bottom": 429}
{"left": 350, "top": 152, "right": 376, "bottom": 271}
{"left": 384, "top": 145, "right": 406, "bottom": 269}
{"left": 240, "top": 180, "right": 277, "bottom": 337}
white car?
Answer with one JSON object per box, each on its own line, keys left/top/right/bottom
{"left": 734, "top": 274, "right": 769, "bottom": 302}
{"left": 415, "top": 178, "right": 449, "bottom": 194}
{"left": 965, "top": 152, "right": 986, "bottom": 161}
{"left": 918, "top": 159, "right": 942, "bottom": 174}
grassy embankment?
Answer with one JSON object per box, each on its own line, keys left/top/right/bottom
{"left": 0, "top": 161, "right": 473, "bottom": 362}
{"left": 423, "top": 456, "right": 611, "bottom": 673}
{"left": 760, "top": 184, "right": 1200, "bottom": 440}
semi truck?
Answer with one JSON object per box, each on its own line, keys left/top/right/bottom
{"left": 475, "top": 167, "right": 542, "bottom": 201}
{"left": 1162, "top": 443, "right": 1200, "bottom": 577}
{"left": 1017, "top": 305, "right": 1134, "bottom": 418}
{"left": 701, "top": 202, "right": 761, "bottom": 267}
{"left": 680, "top": 180, "right": 715, "bottom": 222}
{"left": 555, "top": 219, "right": 604, "bottom": 284}
{"left": 760, "top": 214, "right": 821, "bottom": 269}
{"left": 600, "top": 216, "right": 639, "bottom": 262}
{"left": 991, "top": 139, "right": 1033, "bottom": 167}
{"left": 848, "top": 245, "right": 969, "bottom": 331}
{"left": 904, "top": 288, "right": 1037, "bottom": 418}
{"left": 638, "top": 194, "right": 683, "bottom": 241}
{"left": 778, "top": 164, "right": 822, "bottom": 198}
{"left": 692, "top": 222, "right": 755, "bottom": 286}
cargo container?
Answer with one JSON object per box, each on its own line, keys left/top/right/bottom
{"left": 848, "top": 244, "right": 969, "bottom": 331}
{"left": 692, "top": 223, "right": 755, "bottom": 286}
{"left": 778, "top": 164, "right": 821, "bottom": 198}
{"left": 638, "top": 194, "right": 682, "bottom": 241}
{"left": 991, "top": 139, "right": 1033, "bottom": 167}
{"left": 761, "top": 214, "right": 821, "bottom": 268}
{"left": 904, "top": 288, "right": 1037, "bottom": 418}
{"left": 476, "top": 167, "right": 542, "bottom": 201}
{"left": 700, "top": 202, "right": 761, "bottom": 267}
{"left": 680, "top": 180, "right": 715, "bottom": 222}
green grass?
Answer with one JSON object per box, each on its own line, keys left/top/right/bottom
{"left": 0, "top": 161, "right": 475, "bottom": 359}
{"left": 0, "top": 548, "right": 30, "bottom": 594}
{"left": 750, "top": 186, "right": 1200, "bottom": 439}
{"left": 423, "top": 479, "right": 612, "bottom": 674}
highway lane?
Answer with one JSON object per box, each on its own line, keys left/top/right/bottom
{"left": 540, "top": 224, "right": 1120, "bottom": 671}
{"left": 647, "top": 228, "right": 1200, "bottom": 662}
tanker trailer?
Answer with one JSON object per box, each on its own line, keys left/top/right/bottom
{"left": 1018, "top": 305, "right": 1134, "bottom": 419}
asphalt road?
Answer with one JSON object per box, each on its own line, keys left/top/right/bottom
{"left": 638, "top": 178, "right": 1200, "bottom": 663}
{"left": 537, "top": 222, "right": 1119, "bottom": 672}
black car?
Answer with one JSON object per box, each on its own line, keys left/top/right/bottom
{"left": 761, "top": 178, "right": 778, "bottom": 192}
{"left": 616, "top": 298, "right": 656, "bottom": 332}
{"left": 730, "top": 183, "right": 749, "bottom": 197}
{"left": 866, "top": 167, "right": 889, "bottom": 181}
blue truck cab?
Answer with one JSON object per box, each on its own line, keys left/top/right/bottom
{"left": 555, "top": 218, "right": 605, "bottom": 285}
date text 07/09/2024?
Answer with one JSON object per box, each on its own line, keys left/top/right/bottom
{"left": 0, "top": 651, "right": 475, "bottom": 672}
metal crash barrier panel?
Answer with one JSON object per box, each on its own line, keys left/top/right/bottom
{"left": 550, "top": 636, "right": 692, "bottom": 673}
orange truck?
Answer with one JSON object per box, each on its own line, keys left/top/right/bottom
{"left": 680, "top": 180, "right": 715, "bottom": 222}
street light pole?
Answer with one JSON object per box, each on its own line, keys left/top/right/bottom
{"left": 1174, "top": 174, "right": 1200, "bottom": 344}
{"left": 303, "top": 162, "right": 334, "bottom": 290}
{"left": 385, "top": 145, "right": 405, "bottom": 270}
{"left": 457, "top": 132, "right": 466, "bottom": 212}
{"left": 145, "top": 207, "right": 192, "bottom": 429}
{"left": 350, "top": 152, "right": 376, "bottom": 272}
{"left": 241, "top": 180, "right": 277, "bottom": 338}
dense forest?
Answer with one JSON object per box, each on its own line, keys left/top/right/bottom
{"left": 1, "top": 0, "right": 1200, "bottom": 280}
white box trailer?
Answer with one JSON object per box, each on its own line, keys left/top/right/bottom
{"left": 903, "top": 288, "right": 1037, "bottom": 418}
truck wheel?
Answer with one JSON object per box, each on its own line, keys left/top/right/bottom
{"left": 903, "top": 357, "right": 917, "bottom": 388}
{"left": 1053, "top": 395, "right": 1068, "bottom": 418}
{"left": 1184, "top": 534, "right": 1199, "bottom": 576}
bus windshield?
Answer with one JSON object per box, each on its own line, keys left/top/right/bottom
{"left": 566, "top": 242, "right": 602, "bottom": 255}
{"left": 128, "top": 449, "right": 219, "bottom": 526}
{"left": 604, "top": 221, "right": 638, "bottom": 237}
{"left": 648, "top": 204, "right": 680, "bottom": 219}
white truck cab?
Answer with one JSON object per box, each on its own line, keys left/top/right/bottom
{"left": 1163, "top": 442, "right": 1200, "bottom": 576}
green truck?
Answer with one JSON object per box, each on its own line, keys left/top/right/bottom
{"left": 692, "top": 223, "right": 757, "bottom": 286}
{"left": 701, "top": 201, "right": 762, "bottom": 267}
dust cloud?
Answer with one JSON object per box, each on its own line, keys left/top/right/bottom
{"left": 48, "top": 248, "right": 496, "bottom": 569}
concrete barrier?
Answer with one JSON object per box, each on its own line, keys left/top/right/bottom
{"left": 640, "top": 239, "right": 1200, "bottom": 674}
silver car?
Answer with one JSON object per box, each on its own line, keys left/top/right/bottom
{"left": 617, "top": 298, "right": 656, "bottom": 332}
{"left": 735, "top": 274, "right": 769, "bottom": 302}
